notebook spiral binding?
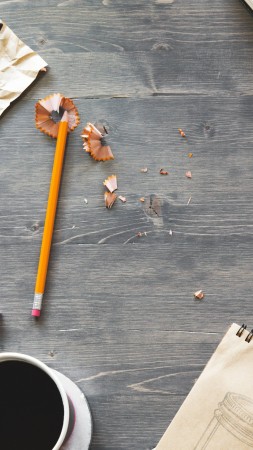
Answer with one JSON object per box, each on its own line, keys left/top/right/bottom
{"left": 236, "top": 324, "right": 253, "bottom": 343}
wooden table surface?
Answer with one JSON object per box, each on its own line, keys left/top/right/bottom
{"left": 1, "top": 1, "right": 253, "bottom": 449}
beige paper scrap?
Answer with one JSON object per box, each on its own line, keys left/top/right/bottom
{"left": 156, "top": 323, "right": 253, "bottom": 449}
{"left": 0, "top": 20, "right": 47, "bottom": 116}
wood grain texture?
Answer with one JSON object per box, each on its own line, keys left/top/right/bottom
{"left": 1, "top": 0, "right": 253, "bottom": 449}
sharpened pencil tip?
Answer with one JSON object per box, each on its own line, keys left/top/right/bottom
{"left": 61, "top": 111, "right": 68, "bottom": 122}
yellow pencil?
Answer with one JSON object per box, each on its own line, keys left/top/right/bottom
{"left": 32, "top": 111, "right": 69, "bottom": 317}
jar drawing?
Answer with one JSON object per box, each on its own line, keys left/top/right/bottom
{"left": 194, "top": 392, "right": 253, "bottom": 449}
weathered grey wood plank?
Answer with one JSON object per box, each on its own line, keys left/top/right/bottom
{"left": 2, "top": 0, "right": 253, "bottom": 55}
{"left": 1, "top": 1, "right": 253, "bottom": 101}
{"left": 20, "top": 47, "right": 253, "bottom": 98}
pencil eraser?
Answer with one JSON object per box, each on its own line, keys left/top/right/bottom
{"left": 32, "top": 309, "right": 41, "bottom": 317}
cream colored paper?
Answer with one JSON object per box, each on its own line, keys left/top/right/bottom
{"left": 0, "top": 20, "right": 47, "bottom": 116}
{"left": 156, "top": 323, "right": 253, "bottom": 449}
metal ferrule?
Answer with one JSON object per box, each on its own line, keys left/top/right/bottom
{"left": 33, "top": 293, "right": 43, "bottom": 310}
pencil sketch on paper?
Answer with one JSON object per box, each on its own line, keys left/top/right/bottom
{"left": 194, "top": 392, "right": 253, "bottom": 449}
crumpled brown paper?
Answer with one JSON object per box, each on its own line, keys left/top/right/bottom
{"left": 0, "top": 20, "right": 47, "bottom": 116}
{"left": 156, "top": 323, "right": 253, "bottom": 449}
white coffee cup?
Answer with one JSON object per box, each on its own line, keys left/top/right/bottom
{"left": 0, "top": 352, "right": 74, "bottom": 450}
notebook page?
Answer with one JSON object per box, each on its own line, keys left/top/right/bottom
{"left": 156, "top": 323, "right": 253, "bottom": 450}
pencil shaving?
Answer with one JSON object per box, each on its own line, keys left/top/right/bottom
{"left": 81, "top": 122, "right": 114, "bottom": 161}
{"left": 160, "top": 168, "right": 169, "bottom": 175}
{"left": 194, "top": 290, "right": 204, "bottom": 300}
{"left": 178, "top": 128, "right": 186, "bottom": 138}
{"left": 103, "top": 175, "right": 117, "bottom": 193}
{"left": 104, "top": 191, "right": 117, "bottom": 208}
{"left": 35, "top": 93, "right": 80, "bottom": 138}
{"left": 119, "top": 196, "right": 127, "bottom": 203}
{"left": 137, "top": 231, "right": 147, "bottom": 237}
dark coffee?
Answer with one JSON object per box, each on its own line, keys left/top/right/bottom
{"left": 0, "top": 360, "right": 64, "bottom": 450}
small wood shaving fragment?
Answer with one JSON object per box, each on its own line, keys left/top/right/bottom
{"left": 160, "top": 168, "right": 169, "bottom": 175}
{"left": 139, "top": 197, "right": 145, "bottom": 202}
{"left": 103, "top": 174, "right": 117, "bottom": 193}
{"left": 188, "top": 152, "right": 193, "bottom": 158}
{"left": 178, "top": 128, "right": 186, "bottom": 138}
{"left": 40, "top": 67, "right": 47, "bottom": 72}
{"left": 119, "top": 195, "right": 127, "bottom": 203}
{"left": 194, "top": 290, "right": 204, "bottom": 300}
{"left": 140, "top": 168, "right": 148, "bottom": 173}
{"left": 185, "top": 170, "right": 192, "bottom": 179}
{"left": 187, "top": 196, "right": 192, "bottom": 205}
{"left": 169, "top": 229, "right": 173, "bottom": 235}
{"left": 84, "top": 198, "right": 88, "bottom": 204}
{"left": 104, "top": 192, "right": 117, "bottom": 208}
{"left": 136, "top": 231, "right": 147, "bottom": 237}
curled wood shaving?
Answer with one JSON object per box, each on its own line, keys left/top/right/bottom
{"left": 139, "top": 197, "right": 145, "bottom": 202}
{"left": 185, "top": 170, "right": 192, "bottom": 179}
{"left": 119, "top": 195, "right": 127, "bottom": 203}
{"left": 35, "top": 93, "right": 80, "bottom": 138}
{"left": 103, "top": 174, "right": 117, "bottom": 193}
{"left": 81, "top": 122, "right": 114, "bottom": 161}
{"left": 104, "top": 191, "right": 117, "bottom": 208}
{"left": 188, "top": 152, "right": 193, "bottom": 158}
{"left": 140, "top": 167, "right": 148, "bottom": 173}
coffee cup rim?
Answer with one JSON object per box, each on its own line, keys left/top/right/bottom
{"left": 0, "top": 352, "right": 70, "bottom": 450}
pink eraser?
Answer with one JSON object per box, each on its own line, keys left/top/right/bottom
{"left": 32, "top": 309, "right": 41, "bottom": 317}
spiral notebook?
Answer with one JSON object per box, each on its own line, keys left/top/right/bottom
{"left": 156, "top": 323, "right": 253, "bottom": 450}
